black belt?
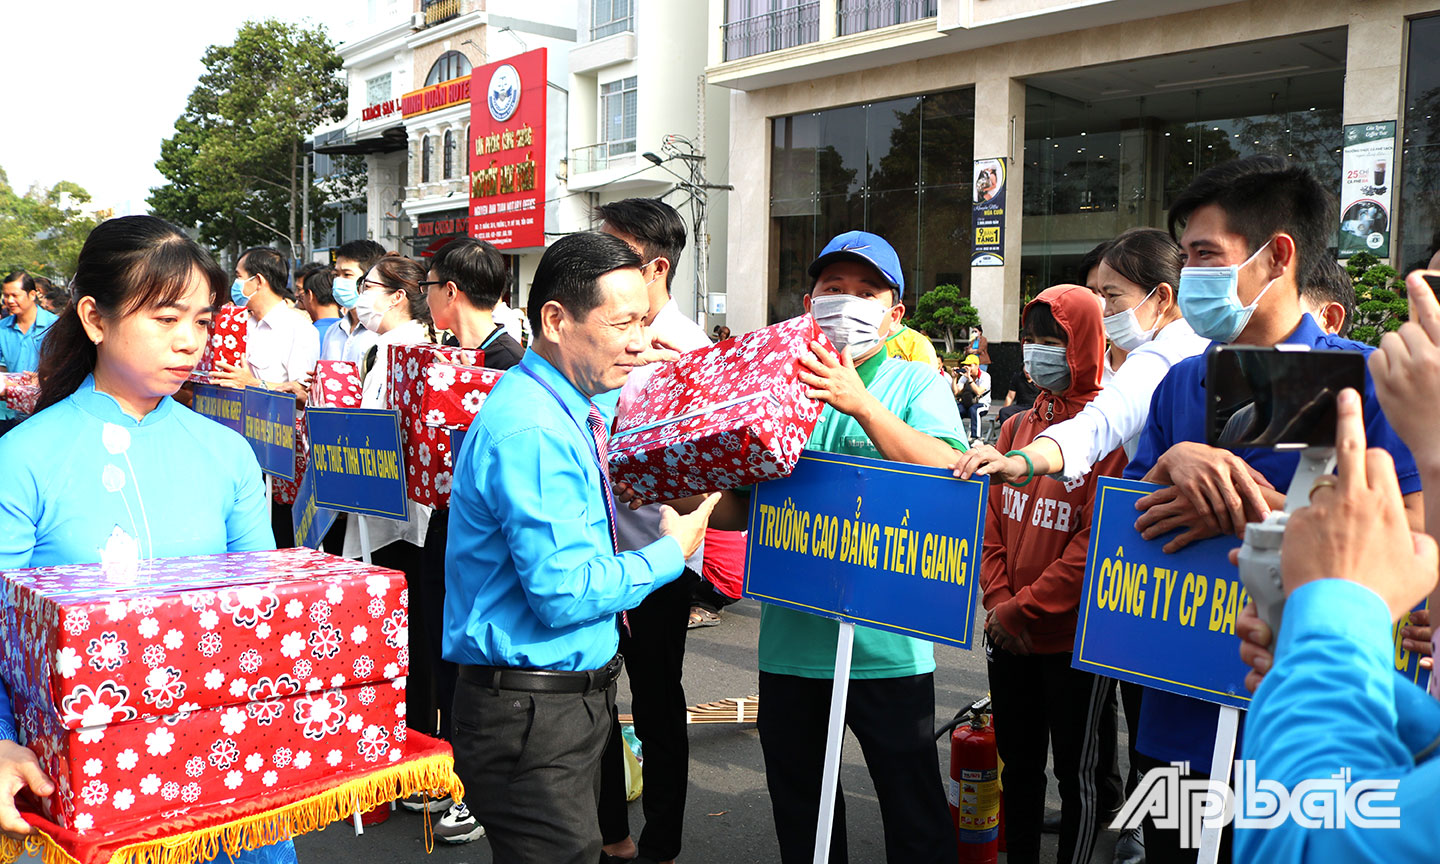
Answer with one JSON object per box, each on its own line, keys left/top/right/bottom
{"left": 459, "top": 653, "right": 623, "bottom": 694}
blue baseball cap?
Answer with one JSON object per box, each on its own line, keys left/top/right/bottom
{"left": 807, "top": 230, "right": 904, "bottom": 294}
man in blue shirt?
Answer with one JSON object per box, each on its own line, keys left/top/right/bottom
{"left": 0, "top": 271, "right": 58, "bottom": 432}
{"left": 1124, "top": 156, "right": 1424, "bottom": 863}
{"left": 1235, "top": 387, "right": 1440, "bottom": 863}
{"left": 443, "top": 231, "right": 719, "bottom": 864}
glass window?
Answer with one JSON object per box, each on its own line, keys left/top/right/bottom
{"left": 1021, "top": 39, "right": 1345, "bottom": 293}
{"left": 601, "top": 76, "right": 638, "bottom": 158}
{"left": 1400, "top": 15, "right": 1440, "bottom": 271}
{"left": 443, "top": 130, "right": 455, "bottom": 179}
{"left": 366, "top": 73, "right": 391, "bottom": 106}
{"left": 422, "top": 136, "right": 433, "bottom": 183}
{"left": 592, "top": 0, "right": 633, "bottom": 39}
{"left": 768, "top": 88, "right": 975, "bottom": 324}
{"left": 837, "top": 0, "right": 937, "bottom": 37}
{"left": 426, "top": 51, "right": 472, "bottom": 86}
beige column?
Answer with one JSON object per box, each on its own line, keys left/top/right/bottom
{"left": 819, "top": 0, "right": 839, "bottom": 42}
{"left": 970, "top": 74, "right": 1025, "bottom": 342}
{"left": 1343, "top": 0, "right": 1405, "bottom": 261}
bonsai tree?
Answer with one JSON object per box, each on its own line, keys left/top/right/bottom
{"left": 910, "top": 283, "right": 981, "bottom": 355}
{"left": 1347, "top": 251, "right": 1408, "bottom": 346}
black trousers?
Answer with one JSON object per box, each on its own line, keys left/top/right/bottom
{"left": 452, "top": 674, "right": 615, "bottom": 864}
{"left": 270, "top": 500, "right": 295, "bottom": 550}
{"left": 416, "top": 507, "right": 459, "bottom": 741}
{"left": 1131, "top": 751, "right": 1233, "bottom": 864}
{"left": 597, "top": 570, "right": 697, "bottom": 860}
{"left": 756, "top": 671, "right": 953, "bottom": 864}
{"left": 690, "top": 578, "right": 739, "bottom": 614}
{"left": 1097, "top": 679, "right": 1145, "bottom": 817}
{"left": 986, "top": 642, "right": 1115, "bottom": 864}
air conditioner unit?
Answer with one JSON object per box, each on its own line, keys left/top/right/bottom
{"left": 412, "top": 11, "right": 425, "bottom": 28}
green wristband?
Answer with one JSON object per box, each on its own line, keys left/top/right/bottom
{"left": 1005, "top": 450, "right": 1035, "bottom": 488}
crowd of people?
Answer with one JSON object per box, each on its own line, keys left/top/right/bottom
{"left": 0, "top": 155, "right": 1437, "bottom": 864}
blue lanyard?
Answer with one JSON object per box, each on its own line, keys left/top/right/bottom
{"left": 518, "top": 363, "right": 618, "bottom": 526}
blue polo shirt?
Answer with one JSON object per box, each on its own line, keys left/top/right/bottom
{"left": 1124, "top": 313, "right": 1421, "bottom": 767}
{"left": 0, "top": 306, "right": 57, "bottom": 374}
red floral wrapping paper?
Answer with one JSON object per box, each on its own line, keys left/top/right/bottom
{"left": 271, "top": 409, "right": 308, "bottom": 507}
{"left": 307, "top": 361, "right": 364, "bottom": 409}
{"left": 385, "top": 345, "right": 480, "bottom": 509}
{"left": 417, "top": 363, "right": 504, "bottom": 430}
{"left": 188, "top": 305, "right": 249, "bottom": 385}
{"left": 3, "top": 372, "right": 39, "bottom": 414}
{"left": 608, "top": 315, "right": 831, "bottom": 499}
{"left": 0, "top": 548, "right": 410, "bottom": 833}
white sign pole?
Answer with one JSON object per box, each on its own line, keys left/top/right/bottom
{"left": 1195, "top": 705, "right": 1240, "bottom": 864}
{"left": 812, "top": 621, "right": 856, "bottom": 864}
{"left": 356, "top": 515, "right": 373, "bottom": 565}
{"left": 265, "top": 474, "right": 274, "bottom": 504}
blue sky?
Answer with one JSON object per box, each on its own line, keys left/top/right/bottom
{"left": 3, "top": 0, "right": 360, "bottom": 215}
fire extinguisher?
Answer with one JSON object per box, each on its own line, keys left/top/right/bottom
{"left": 946, "top": 700, "right": 1000, "bottom": 864}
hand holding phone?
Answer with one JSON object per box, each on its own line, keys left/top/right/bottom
{"left": 1207, "top": 346, "right": 1365, "bottom": 450}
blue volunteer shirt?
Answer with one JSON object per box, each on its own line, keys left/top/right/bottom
{"left": 312, "top": 316, "right": 341, "bottom": 343}
{"left": 442, "top": 350, "right": 684, "bottom": 671}
{"left": 0, "top": 306, "right": 57, "bottom": 420}
{"left": 1124, "top": 314, "right": 1421, "bottom": 767}
{"left": 1238, "top": 579, "right": 1440, "bottom": 862}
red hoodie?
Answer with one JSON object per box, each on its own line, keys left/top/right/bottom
{"left": 980, "top": 284, "right": 1128, "bottom": 654}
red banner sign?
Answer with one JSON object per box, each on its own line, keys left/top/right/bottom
{"left": 362, "top": 99, "right": 401, "bottom": 122}
{"left": 468, "top": 48, "right": 547, "bottom": 250}
{"left": 402, "top": 77, "right": 470, "bottom": 118}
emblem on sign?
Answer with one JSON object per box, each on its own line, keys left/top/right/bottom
{"left": 488, "top": 64, "right": 521, "bottom": 122}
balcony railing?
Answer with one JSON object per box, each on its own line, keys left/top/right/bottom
{"left": 422, "top": 0, "right": 463, "bottom": 27}
{"left": 723, "top": 2, "right": 820, "bottom": 61}
{"left": 837, "top": 0, "right": 936, "bottom": 35}
{"left": 571, "top": 143, "right": 610, "bottom": 174}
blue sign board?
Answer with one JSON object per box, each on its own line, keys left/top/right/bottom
{"left": 291, "top": 452, "right": 339, "bottom": 549}
{"left": 744, "top": 449, "right": 986, "bottom": 649}
{"left": 242, "top": 387, "right": 297, "bottom": 480}
{"left": 191, "top": 384, "right": 243, "bottom": 435}
{"left": 1077, "top": 477, "right": 1430, "bottom": 709}
{"left": 306, "top": 408, "right": 409, "bottom": 521}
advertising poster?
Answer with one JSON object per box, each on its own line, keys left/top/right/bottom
{"left": 744, "top": 450, "right": 986, "bottom": 649}
{"left": 469, "top": 48, "right": 547, "bottom": 249}
{"left": 1338, "top": 121, "right": 1395, "bottom": 258}
{"left": 971, "top": 157, "right": 1006, "bottom": 267}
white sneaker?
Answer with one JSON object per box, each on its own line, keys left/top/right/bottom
{"left": 399, "top": 791, "right": 452, "bottom": 813}
{"left": 435, "top": 802, "right": 485, "bottom": 844}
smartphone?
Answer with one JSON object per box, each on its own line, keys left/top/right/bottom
{"left": 1205, "top": 346, "right": 1366, "bottom": 450}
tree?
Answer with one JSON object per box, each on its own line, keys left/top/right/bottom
{"left": 1346, "top": 251, "right": 1408, "bottom": 346}
{"left": 0, "top": 167, "right": 101, "bottom": 279}
{"left": 909, "top": 284, "right": 979, "bottom": 355}
{"left": 148, "top": 19, "right": 352, "bottom": 262}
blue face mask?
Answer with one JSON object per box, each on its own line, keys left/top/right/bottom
{"left": 1177, "top": 239, "right": 1277, "bottom": 343}
{"left": 231, "top": 275, "right": 257, "bottom": 306}
{"left": 330, "top": 276, "right": 359, "bottom": 309}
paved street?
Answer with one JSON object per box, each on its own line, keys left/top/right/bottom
{"left": 285, "top": 598, "right": 1126, "bottom": 863}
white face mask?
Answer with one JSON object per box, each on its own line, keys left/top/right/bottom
{"left": 1102, "top": 287, "right": 1161, "bottom": 352}
{"left": 353, "top": 286, "right": 391, "bottom": 332}
{"left": 810, "top": 294, "right": 890, "bottom": 358}
{"left": 1023, "top": 343, "right": 1071, "bottom": 393}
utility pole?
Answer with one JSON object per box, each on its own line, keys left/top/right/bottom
{"left": 642, "top": 134, "right": 733, "bottom": 328}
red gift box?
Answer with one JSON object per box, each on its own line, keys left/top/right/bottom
{"left": 399, "top": 417, "right": 457, "bottom": 509}
{"left": 307, "top": 361, "right": 363, "bottom": 409}
{"left": 188, "top": 305, "right": 249, "bottom": 385}
{"left": 418, "top": 363, "right": 504, "bottom": 430}
{"left": 3, "top": 372, "right": 39, "bottom": 415}
{"left": 607, "top": 315, "right": 831, "bottom": 499}
{"left": 0, "top": 548, "right": 411, "bottom": 834}
{"left": 384, "top": 344, "right": 481, "bottom": 428}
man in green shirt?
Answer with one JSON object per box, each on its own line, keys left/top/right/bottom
{"left": 760, "top": 230, "right": 967, "bottom": 864}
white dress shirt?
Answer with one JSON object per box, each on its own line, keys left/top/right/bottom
{"left": 341, "top": 322, "right": 380, "bottom": 370}
{"left": 492, "top": 300, "right": 526, "bottom": 346}
{"left": 1041, "top": 318, "right": 1210, "bottom": 482}
{"left": 613, "top": 300, "right": 713, "bottom": 572}
{"left": 247, "top": 302, "right": 320, "bottom": 384}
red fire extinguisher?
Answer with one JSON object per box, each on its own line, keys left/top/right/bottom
{"left": 949, "top": 708, "right": 1000, "bottom": 864}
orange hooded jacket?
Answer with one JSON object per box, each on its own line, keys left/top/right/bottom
{"left": 980, "top": 283, "right": 1129, "bottom": 654}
